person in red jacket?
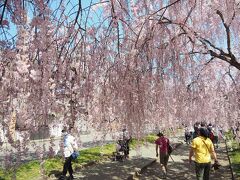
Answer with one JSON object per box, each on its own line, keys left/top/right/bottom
{"left": 155, "top": 132, "right": 170, "bottom": 178}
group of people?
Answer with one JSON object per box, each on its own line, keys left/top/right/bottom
{"left": 185, "top": 123, "right": 222, "bottom": 148}
{"left": 60, "top": 123, "right": 221, "bottom": 180}
{"left": 189, "top": 124, "right": 219, "bottom": 180}
{"left": 155, "top": 122, "right": 221, "bottom": 180}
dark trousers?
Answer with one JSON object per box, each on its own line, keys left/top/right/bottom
{"left": 195, "top": 162, "right": 211, "bottom": 180}
{"left": 185, "top": 133, "right": 191, "bottom": 144}
{"left": 62, "top": 156, "right": 73, "bottom": 177}
{"left": 124, "top": 144, "right": 129, "bottom": 157}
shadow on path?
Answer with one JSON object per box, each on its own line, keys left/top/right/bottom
{"left": 74, "top": 157, "right": 155, "bottom": 180}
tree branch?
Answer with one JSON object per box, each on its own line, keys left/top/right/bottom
{"left": 216, "top": 10, "right": 232, "bottom": 56}
{"left": 150, "top": 0, "right": 182, "bottom": 16}
{"left": 74, "top": 0, "right": 82, "bottom": 26}
{"left": 0, "top": 0, "right": 8, "bottom": 25}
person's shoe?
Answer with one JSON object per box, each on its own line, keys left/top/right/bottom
{"left": 59, "top": 175, "right": 66, "bottom": 180}
{"left": 68, "top": 175, "right": 74, "bottom": 180}
{"left": 162, "top": 173, "right": 167, "bottom": 179}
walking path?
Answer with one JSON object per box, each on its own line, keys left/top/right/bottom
{"left": 137, "top": 140, "right": 233, "bottom": 180}
{"left": 49, "top": 143, "right": 158, "bottom": 180}
{"left": 50, "top": 136, "right": 234, "bottom": 180}
{"left": 50, "top": 137, "right": 182, "bottom": 180}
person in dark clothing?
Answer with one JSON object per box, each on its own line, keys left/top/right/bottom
{"left": 192, "top": 122, "right": 200, "bottom": 139}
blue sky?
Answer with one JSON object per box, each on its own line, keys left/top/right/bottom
{"left": 0, "top": 0, "right": 104, "bottom": 45}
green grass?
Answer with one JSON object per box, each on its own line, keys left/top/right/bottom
{"left": 0, "top": 160, "right": 41, "bottom": 180}
{"left": 0, "top": 169, "right": 12, "bottom": 180}
{"left": 129, "top": 133, "right": 157, "bottom": 148}
{"left": 228, "top": 138, "right": 240, "bottom": 178}
{"left": 15, "top": 161, "right": 41, "bottom": 180}
{"left": 224, "top": 130, "right": 240, "bottom": 178}
{"left": 144, "top": 134, "right": 158, "bottom": 143}
{"left": 230, "top": 148, "right": 240, "bottom": 177}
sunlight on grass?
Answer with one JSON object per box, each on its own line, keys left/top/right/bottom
{"left": 0, "top": 169, "right": 12, "bottom": 180}
{"left": 225, "top": 132, "right": 240, "bottom": 178}
{"left": 15, "top": 161, "right": 41, "bottom": 180}
{"left": 229, "top": 145, "right": 240, "bottom": 177}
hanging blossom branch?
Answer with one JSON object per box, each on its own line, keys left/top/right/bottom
{"left": 149, "top": 0, "right": 182, "bottom": 16}
{"left": 224, "top": 66, "right": 237, "bottom": 87}
{"left": 187, "top": 56, "right": 215, "bottom": 89}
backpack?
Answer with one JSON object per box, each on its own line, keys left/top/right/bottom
{"left": 210, "top": 132, "right": 214, "bottom": 141}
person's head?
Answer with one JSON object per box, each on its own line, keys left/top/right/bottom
{"left": 62, "top": 126, "right": 68, "bottom": 135}
{"left": 157, "top": 132, "right": 164, "bottom": 137}
{"left": 194, "top": 122, "right": 200, "bottom": 132}
{"left": 62, "top": 126, "right": 74, "bottom": 134}
{"left": 200, "top": 121, "right": 207, "bottom": 127}
{"left": 199, "top": 127, "right": 209, "bottom": 138}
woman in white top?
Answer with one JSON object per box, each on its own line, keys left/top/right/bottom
{"left": 61, "top": 127, "right": 78, "bottom": 180}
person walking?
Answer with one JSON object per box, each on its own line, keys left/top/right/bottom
{"left": 189, "top": 127, "right": 218, "bottom": 180}
{"left": 60, "top": 127, "right": 78, "bottom": 180}
{"left": 192, "top": 122, "right": 200, "bottom": 139}
{"left": 155, "top": 132, "right": 170, "bottom": 178}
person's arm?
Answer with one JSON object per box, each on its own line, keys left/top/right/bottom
{"left": 210, "top": 144, "right": 218, "bottom": 162}
{"left": 71, "top": 136, "right": 78, "bottom": 152}
{"left": 211, "top": 150, "right": 217, "bottom": 162}
{"left": 189, "top": 147, "right": 194, "bottom": 163}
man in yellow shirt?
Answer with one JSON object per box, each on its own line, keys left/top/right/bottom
{"left": 189, "top": 127, "right": 218, "bottom": 180}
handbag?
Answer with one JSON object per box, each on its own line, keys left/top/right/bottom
{"left": 71, "top": 151, "right": 79, "bottom": 160}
